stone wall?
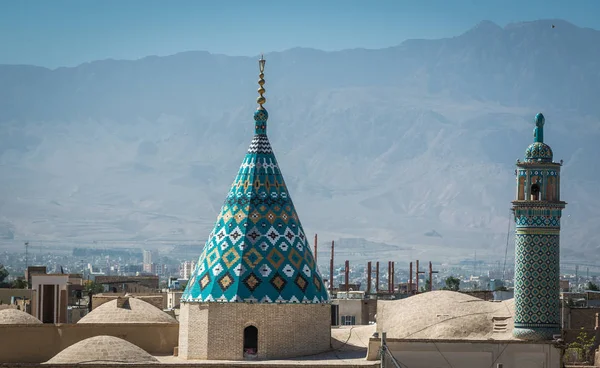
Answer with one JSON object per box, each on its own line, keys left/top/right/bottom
{"left": 179, "top": 302, "right": 331, "bottom": 360}
{"left": 0, "top": 323, "right": 178, "bottom": 363}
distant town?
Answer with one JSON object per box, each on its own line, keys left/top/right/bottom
{"left": 1, "top": 240, "right": 597, "bottom": 294}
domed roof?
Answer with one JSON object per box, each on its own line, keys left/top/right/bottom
{"left": 77, "top": 297, "right": 177, "bottom": 324}
{"left": 377, "top": 291, "right": 516, "bottom": 340}
{"left": 44, "top": 336, "right": 158, "bottom": 364}
{"left": 182, "top": 57, "right": 328, "bottom": 304}
{"left": 525, "top": 142, "right": 553, "bottom": 162}
{"left": 0, "top": 308, "right": 42, "bottom": 324}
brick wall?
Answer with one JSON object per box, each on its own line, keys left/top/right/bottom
{"left": 567, "top": 307, "right": 600, "bottom": 329}
{"left": 178, "top": 303, "right": 209, "bottom": 359}
{"left": 179, "top": 302, "right": 331, "bottom": 360}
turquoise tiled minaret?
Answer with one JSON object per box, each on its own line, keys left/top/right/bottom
{"left": 181, "top": 56, "right": 329, "bottom": 304}
{"left": 512, "top": 113, "right": 566, "bottom": 340}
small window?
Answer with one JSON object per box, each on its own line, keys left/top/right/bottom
{"left": 341, "top": 315, "right": 356, "bottom": 325}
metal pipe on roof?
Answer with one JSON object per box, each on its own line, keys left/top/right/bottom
{"left": 314, "top": 234, "right": 318, "bottom": 264}
{"left": 392, "top": 261, "right": 395, "bottom": 294}
{"left": 429, "top": 261, "right": 439, "bottom": 292}
{"left": 329, "top": 240, "right": 334, "bottom": 293}
{"left": 376, "top": 262, "right": 380, "bottom": 292}
{"left": 367, "top": 261, "right": 372, "bottom": 294}
{"left": 388, "top": 261, "right": 392, "bottom": 294}
{"left": 344, "top": 260, "right": 349, "bottom": 294}
{"left": 416, "top": 260, "right": 420, "bottom": 294}
{"left": 409, "top": 262, "right": 413, "bottom": 295}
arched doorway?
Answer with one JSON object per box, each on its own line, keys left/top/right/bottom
{"left": 243, "top": 325, "right": 258, "bottom": 359}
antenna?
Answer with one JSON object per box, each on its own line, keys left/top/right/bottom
{"left": 24, "top": 241, "right": 30, "bottom": 269}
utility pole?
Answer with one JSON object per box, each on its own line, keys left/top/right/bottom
{"left": 376, "top": 262, "right": 380, "bottom": 292}
{"left": 409, "top": 262, "right": 413, "bottom": 294}
{"left": 366, "top": 261, "right": 372, "bottom": 294}
{"left": 24, "top": 242, "right": 30, "bottom": 270}
{"left": 329, "top": 241, "right": 334, "bottom": 293}
{"left": 416, "top": 260, "right": 425, "bottom": 293}
{"left": 344, "top": 260, "right": 349, "bottom": 294}
{"left": 314, "top": 234, "right": 318, "bottom": 264}
{"left": 429, "top": 261, "right": 439, "bottom": 291}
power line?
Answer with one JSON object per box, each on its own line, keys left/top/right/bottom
{"left": 433, "top": 342, "right": 455, "bottom": 368}
{"left": 502, "top": 207, "right": 512, "bottom": 280}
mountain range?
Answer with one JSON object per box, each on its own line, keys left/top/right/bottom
{"left": 1, "top": 19, "right": 599, "bottom": 264}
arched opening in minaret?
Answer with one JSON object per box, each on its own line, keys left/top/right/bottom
{"left": 517, "top": 177, "right": 525, "bottom": 200}
{"left": 243, "top": 325, "right": 258, "bottom": 359}
{"left": 531, "top": 183, "right": 540, "bottom": 200}
{"left": 546, "top": 177, "right": 555, "bottom": 201}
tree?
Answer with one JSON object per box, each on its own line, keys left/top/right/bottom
{"left": 565, "top": 328, "right": 596, "bottom": 364}
{"left": 84, "top": 281, "right": 104, "bottom": 295}
{"left": 11, "top": 278, "right": 28, "bottom": 289}
{"left": 444, "top": 276, "right": 460, "bottom": 291}
{"left": 0, "top": 264, "right": 8, "bottom": 284}
{"left": 420, "top": 279, "right": 431, "bottom": 292}
{"left": 84, "top": 281, "right": 104, "bottom": 313}
{"left": 586, "top": 282, "right": 599, "bottom": 291}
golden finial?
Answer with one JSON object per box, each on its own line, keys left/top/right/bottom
{"left": 257, "top": 54, "right": 266, "bottom": 109}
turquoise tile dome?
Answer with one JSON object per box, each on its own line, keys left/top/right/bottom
{"left": 525, "top": 142, "right": 553, "bottom": 162}
{"left": 181, "top": 57, "right": 329, "bottom": 304}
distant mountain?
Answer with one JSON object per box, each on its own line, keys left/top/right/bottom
{"left": 1, "top": 19, "right": 599, "bottom": 263}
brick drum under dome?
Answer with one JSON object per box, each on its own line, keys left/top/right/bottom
{"left": 178, "top": 56, "right": 331, "bottom": 361}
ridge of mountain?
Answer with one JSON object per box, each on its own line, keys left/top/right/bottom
{"left": 0, "top": 19, "right": 599, "bottom": 263}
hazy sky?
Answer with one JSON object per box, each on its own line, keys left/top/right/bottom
{"left": 1, "top": 0, "right": 598, "bottom": 68}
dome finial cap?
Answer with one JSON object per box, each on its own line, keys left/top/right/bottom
{"left": 257, "top": 54, "right": 266, "bottom": 108}
{"left": 535, "top": 113, "right": 545, "bottom": 127}
{"left": 254, "top": 54, "right": 268, "bottom": 134}
{"left": 525, "top": 112, "right": 552, "bottom": 162}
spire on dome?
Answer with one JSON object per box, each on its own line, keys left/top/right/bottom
{"left": 525, "top": 112, "right": 553, "bottom": 163}
{"left": 181, "top": 56, "right": 329, "bottom": 304}
{"left": 533, "top": 112, "right": 544, "bottom": 143}
{"left": 254, "top": 55, "right": 268, "bottom": 135}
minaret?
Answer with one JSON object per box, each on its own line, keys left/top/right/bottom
{"left": 512, "top": 113, "right": 566, "bottom": 340}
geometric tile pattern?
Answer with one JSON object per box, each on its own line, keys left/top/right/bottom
{"left": 518, "top": 169, "right": 557, "bottom": 177}
{"left": 181, "top": 107, "right": 329, "bottom": 304}
{"left": 515, "top": 215, "right": 560, "bottom": 227}
{"left": 513, "top": 233, "right": 561, "bottom": 340}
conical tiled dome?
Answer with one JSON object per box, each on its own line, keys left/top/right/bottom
{"left": 182, "top": 58, "right": 328, "bottom": 304}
